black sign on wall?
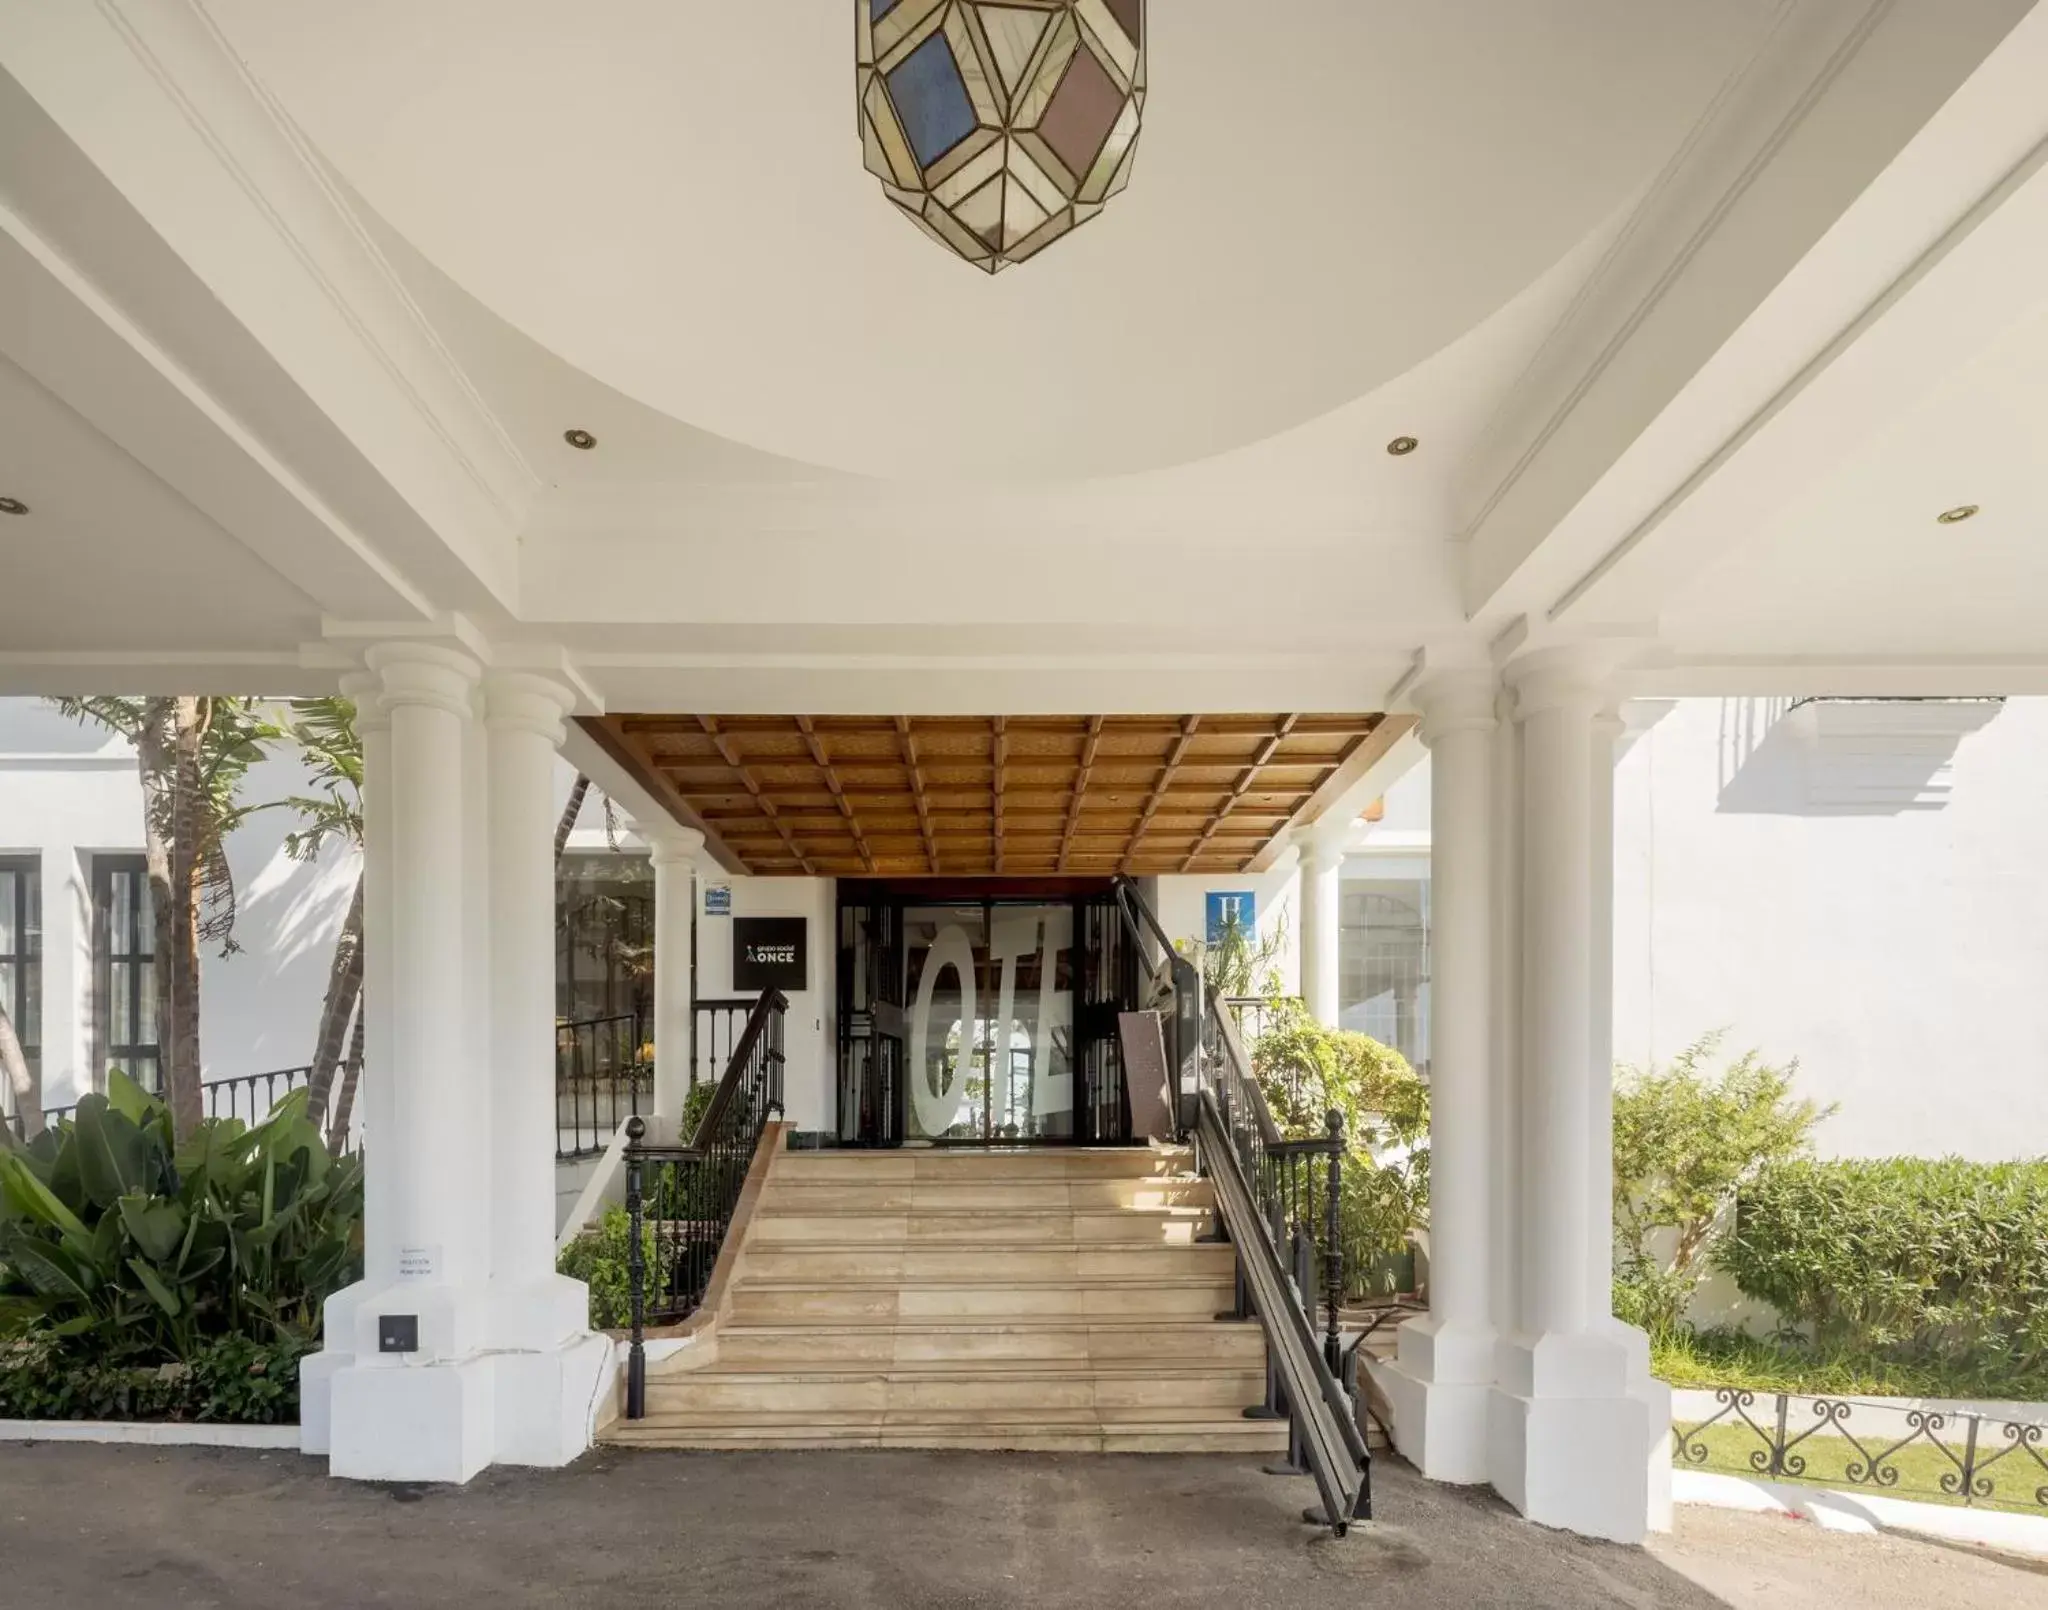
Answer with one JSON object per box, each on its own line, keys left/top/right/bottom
{"left": 733, "top": 916, "right": 807, "bottom": 992}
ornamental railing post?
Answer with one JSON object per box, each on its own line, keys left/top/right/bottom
{"left": 1960, "top": 1415, "right": 1981, "bottom": 1507}
{"left": 625, "top": 1115, "right": 648, "bottom": 1421}
{"left": 1769, "top": 1394, "right": 1791, "bottom": 1478}
{"left": 1324, "top": 1109, "right": 1344, "bottom": 1373}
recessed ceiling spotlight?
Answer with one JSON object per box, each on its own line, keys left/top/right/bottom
{"left": 0, "top": 496, "right": 27, "bottom": 516}
{"left": 563, "top": 428, "right": 597, "bottom": 451}
{"left": 1936, "top": 504, "right": 1979, "bottom": 524}
{"left": 1386, "top": 435, "right": 1419, "bottom": 457}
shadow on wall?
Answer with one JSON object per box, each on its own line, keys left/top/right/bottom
{"left": 1716, "top": 697, "right": 2004, "bottom": 817}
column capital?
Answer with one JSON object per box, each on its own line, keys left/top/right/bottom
{"left": 337, "top": 670, "right": 391, "bottom": 735}
{"left": 364, "top": 642, "right": 481, "bottom": 719}
{"left": 645, "top": 825, "right": 707, "bottom": 868}
{"left": 1412, "top": 669, "right": 1500, "bottom": 746}
{"left": 482, "top": 670, "right": 577, "bottom": 745}
{"left": 1290, "top": 822, "right": 1340, "bottom": 871}
{"left": 1504, "top": 645, "right": 1617, "bottom": 724}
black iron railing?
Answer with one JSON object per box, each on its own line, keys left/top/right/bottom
{"left": 624, "top": 988, "right": 787, "bottom": 1418}
{"left": 1679, "top": 1390, "right": 2048, "bottom": 1514}
{"left": 556, "top": 1012, "right": 650, "bottom": 1160}
{"left": 694, "top": 998, "right": 754, "bottom": 1092}
{"left": 1109, "top": 877, "right": 1368, "bottom": 1533}
{"left": 7, "top": 1067, "right": 356, "bottom": 1144}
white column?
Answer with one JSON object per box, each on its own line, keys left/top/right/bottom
{"left": 646, "top": 826, "right": 704, "bottom": 1127}
{"left": 1488, "top": 648, "right": 1669, "bottom": 1545}
{"left": 1380, "top": 670, "right": 1496, "bottom": 1482}
{"left": 484, "top": 674, "right": 586, "bottom": 1340}
{"left": 1293, "top": 827, "right": 1340, "bottom": 1025}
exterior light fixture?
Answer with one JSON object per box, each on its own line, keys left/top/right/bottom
{"left": 563, "top": 429, "right": 598, "bottom": 451}
{"left": 856, "top": 0, "right": 1146, "bottom": 273}
{"left": 0, "top": 496, "right": 26, "bottom": 516}
{"left": 1936, "top": 504, "right": 1979, "bottom": 524}
{"left": 1386, "top": 436, "right": 1419, "bottom": 457}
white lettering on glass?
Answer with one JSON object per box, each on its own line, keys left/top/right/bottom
{"left": 909, "top": 923, "right": 977, "bottom": 1135}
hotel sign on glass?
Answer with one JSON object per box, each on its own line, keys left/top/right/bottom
{"left": 734, "top": 917, "right": 807, "bottom": 991}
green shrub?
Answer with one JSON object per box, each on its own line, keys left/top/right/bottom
{"left": 0, "top": 1074, "right": 362, "bottom": 1363}
{"left": 1610, "top": 1035, "right": 1828, "bottom": 1341}
{"left": 1246, "top": 1000, "right": 1428, "bottom": 1300}
{"left": 1721, "top": 1156, "right": 2048, "bottom": 1371}
{"left": 0, "top": 1330, "right": 310, "bottom": 1423}
{"left": 556, "top": 1206, "right": 656, "bottom": 1330}
{"left": 678, "top": 1080, "right": 717, "bottom": 1143}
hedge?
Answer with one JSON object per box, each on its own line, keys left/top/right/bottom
{"left": 1721, "top": 1157, "right": 2048, "bottom": 1369}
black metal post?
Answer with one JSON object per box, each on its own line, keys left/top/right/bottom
{"left": 625, "top": 1115, "right": 648, "bottom": 1421}
{"left": 1769, "top": 1394, "right": 1790, "bottom": 1478}
{"left": 1960, "top": 1414, "right": 1981, "bottom": 1507}
{"left": 1324, "top": 1109, "right": 1345, "bottom": 1373}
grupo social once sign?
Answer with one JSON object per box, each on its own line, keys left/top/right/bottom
{"left": 734, "top": 916, "right": 807, "bottom": 991}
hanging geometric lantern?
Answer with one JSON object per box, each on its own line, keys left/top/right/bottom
{"left": 856, "top": 0, "right": 1146, "bottom": 273}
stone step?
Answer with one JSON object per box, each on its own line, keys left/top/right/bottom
{"left": 735, "top": 1242, "right": 1237, "bottom": 1283}
{"left": 727, "top": 1277, "right": 1236, "bottom": 1324}
{"left": 758, "top": 1178, "right": 1215, "bottom": 1213}
{"left": 748, "top": 1207, "right": 1216, "bottom": 1246}
{"left": 775, "top": 1148, "right": 1192, "bottom": 1182}
{"left": 643, "top": 1363, "right": 1266, "bottom": 1416}
{"left": 707, "top": 1319, "right": 1265, "bottom": 1369}
{"left": 602, "top": 1405, "right": 1292, "bottom": 1455}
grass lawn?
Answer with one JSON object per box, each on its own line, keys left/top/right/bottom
{"left": 1675, "top": 1421, "right": 2048, "bottom": 1517}
{"left": 1651, "top": 1328, "right": 2048, "bottom": 1404}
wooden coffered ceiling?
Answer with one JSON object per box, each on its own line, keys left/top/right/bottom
{"left": 583, "top": 713, "right": 1394, "bottom": 877}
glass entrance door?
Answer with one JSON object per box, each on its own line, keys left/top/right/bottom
{"left": 836, "top": 883, "right": 1136, "bottom": 1146}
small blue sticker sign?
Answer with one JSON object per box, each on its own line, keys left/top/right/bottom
{"left": 1206, "top": 890, "right": 1256, "bottom": 945}
{"left": 703, "top": 884, "right": 733, "bottom": 916}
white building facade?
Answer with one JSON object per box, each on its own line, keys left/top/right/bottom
{"left": 6, "top": 0, "right": 2048, "bottom": 1546}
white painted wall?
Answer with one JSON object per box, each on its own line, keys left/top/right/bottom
{"left": 1612, "top": 696, "right": 2048, "bottom": 1163}
{"left": 693, "top": 874, "right": 837, "bottom": 1135}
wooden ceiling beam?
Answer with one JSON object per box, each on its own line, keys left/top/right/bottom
{"left": 1124, "top": 716, "right": 1200, "bottom": 873}
{"left": 895, "top": 715, "right": 939, "bottom": 874}
{"left": 1059, "top": 715, "right": 1104, "bottom": 872}
{"left": 796, "top": 715, "right": 874, "bottom": 874}
{"left": 992, "top": 716, "right": 1007, "bottom": 874}
{"left": 697, "top": 715, "right": 812, "bottom": 875}
{"left": 1181, "top": 713, "right": 1297, "bottom": 872}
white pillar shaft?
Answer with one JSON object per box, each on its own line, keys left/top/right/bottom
{"left": 486, "top": 688, "right": 569, "bottom": 1289}
{"left": 1518, "top": 698, "right": 1597, "bottom": 1338}
{"left": 352, "top": 693, "right": 397, "bottom": 1286}
{"left": 1424, "top": 718, "right": 1493, "bottom": 1340}
{"left": 1298, "top": 846, "right": 1340, "bottom": 1025}
{"left": 1587, "top": 712, "right": 1622, "bottom": 1321}
{"left": 650, "top": 839, "right": 700, "bottom": 1123}
{"left": 383, "top": 683, "right": 475, "bottom": 1279}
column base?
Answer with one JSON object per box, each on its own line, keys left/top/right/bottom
{"left": 1373, "top": 1315, "right": 1496, "bottom": 1483}
{"left": 1486, "top": 1328, "right": 1672, "bottom": 1543}
{"left": 488, "top": 1273, "right": 592, "bottom": 1353}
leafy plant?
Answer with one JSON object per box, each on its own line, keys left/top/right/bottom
{"left": 556, "top": 1206, "right": 656, "bottom": 1331}
{"left": 1721, "top": 1156, "right": 2048, "bottom": 1371}
{"left": 1610, "top": 1034, "right": 1828, "bottom": 1340}
{"left": 1178, "top": 908, "right": 1289, "bottom": 1000}
{"left": 0, "top": 1073, "right": 363, "bottom": 1368}
{"left": 1247, "top": 1000, "right": 1429, "bottom": 1300}
{"left": 679, "top": 1080, "right": 717, "bottom": 1144}
{"left": 0, "top": 1329, "right": 310, "bottom": 1423}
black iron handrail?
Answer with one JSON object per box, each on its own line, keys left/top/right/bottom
{"left": 1107, "top": 877, "right": 1367, "bottom": 1531}
{"left": 624, "top": 988, "right": 788, "bottom": 1419}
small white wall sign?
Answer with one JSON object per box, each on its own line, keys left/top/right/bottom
{"left": 397, "top": 1245, "right": 441, "bottom": 1283}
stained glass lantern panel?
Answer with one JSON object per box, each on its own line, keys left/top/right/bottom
{"left": 857, "top": 0, "right": 1146, "bottom": 273}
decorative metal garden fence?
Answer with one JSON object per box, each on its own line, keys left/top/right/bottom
{"left": 1678, "top": 1389, "right": 2048, "bottom": 1514}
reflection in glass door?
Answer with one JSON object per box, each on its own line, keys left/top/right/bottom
{"left": 902, "top": 903, "right": 1075, "bottom": 1142}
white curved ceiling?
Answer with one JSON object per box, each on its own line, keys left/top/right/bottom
{"left": 208, "top": 0, "right": 1776, "bottom": 480}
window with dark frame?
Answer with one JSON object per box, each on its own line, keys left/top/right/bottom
{"left": 0, "top": 856, "right": 40, "bottom": 1080}
{"left": 93, "top": 856, "right": 160, "bottom": 1094}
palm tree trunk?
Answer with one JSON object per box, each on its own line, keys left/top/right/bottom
{"left": 328, "top": 998, "right": 366, "bottom": 1157}
{"left": 149, "top": 697, "right": 207, "bottom": 1138}
{"left": 305, "top": 875, "right": 364, "bottom": 1142}
{"left": 555, "top": 774, "right": 590, "bottom": 863}
{"left": 0, "top": 1000, "right": 39, "bottom": 1143}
